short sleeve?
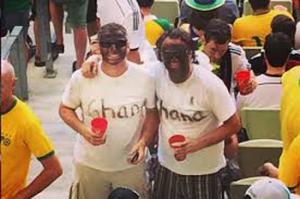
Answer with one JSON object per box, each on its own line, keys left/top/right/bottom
{"left": 144, "top": 74, "right": 156, "bottom": 109}
{"left": 279, "top": 136, "right": 300, "bottom": 191}
{"left": 23, "top": 118, "right": 54, "bottom": 160}
{"left": 62, "top": 71, "right": 82, "bottom": 109}
{"left": 207, "top": 74, "right": 236, "bottom": 122}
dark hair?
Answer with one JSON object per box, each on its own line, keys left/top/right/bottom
{"left": 156, "top": 28, "right": 194, "bottom": 61}
{"left": 136, "top": 0, "right": 154, "bottom": 8}
{"left": 271, "top": 15, "right": 296, "bottom": 46}
{"left": 190, "top": 9, "right": 218, "bottom": 31}
{"left": 204, "top": 18, "right": 231, "bottom": 44}
{"left": 249, "top": 0, "right": 270, "bottom": 11}
{"left": 264, "top": 32, "right": 292, "bottom": 67}
{"left": 98, "top": 23, "right": 127, "bottom": 41}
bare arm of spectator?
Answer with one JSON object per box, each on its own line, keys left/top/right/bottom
{"left": 173, "top": 113, "right": 241, "bottom": 157}
{"left": 128, "top": 108, "right": 159, "bottom": 164}
{"left": 12, "top": 155, "right": 62, "bottom": 199}
{"left": 59, "top": 104, "right": 106, "bottom": 146}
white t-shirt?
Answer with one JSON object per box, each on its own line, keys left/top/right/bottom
{"left": 97, "top": 0, "right": 144, "bottom": 50}
{"left": 196, "top": 42, "right": 250, "bottom": 95}
{"left": 152, "top": 63, "right": 236, "bottom": 175}
{"left": 62, "top": 62, "right": 155, "bottom": 172}
{"left": 237, "top": 74, "right": 282, "bottom": 111}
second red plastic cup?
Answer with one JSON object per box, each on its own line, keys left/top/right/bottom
{"left": 168, "top": 134, "right": 186, "bottom": 148}
{"left": 91, "top": 117, "right": 108, "bottom": 137}
{"left": 235, "top": 70, "right": 250, "bottom": 94}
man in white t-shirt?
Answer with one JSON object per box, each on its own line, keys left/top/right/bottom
{"left": 59, "top": 23, "right": 158, "bottom": 199}
{"left": 237, "top": 32, "right": 292, "bottom": 111}
{"left": 151, "top": 28, "right": 241, "bottom": 199}
{"left": 96, "top": 0, "right": 144, "bottom": 64}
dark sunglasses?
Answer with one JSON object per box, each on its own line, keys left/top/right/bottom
{"left": 100, "top": 39, "right": 127, "bottom": 48}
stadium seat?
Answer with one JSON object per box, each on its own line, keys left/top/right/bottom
{"left": 238, "top": 139, "right": 282, "bottom": 177}
{"left": 243, "top": 46, "right": 262, "bottom": 60}
{"left": 241, "top": 107, "right": 281, "bottom": 140}
{"left": 151, "top": 0, "right": 180, "bottom": 24}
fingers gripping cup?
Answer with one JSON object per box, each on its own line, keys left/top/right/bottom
{"left": 91, "top": 117, "right": 108, "bottom": 137}
{"left": 168, "top": 134, "right": 186, "bottom": 161}
{"left": 235, "top": 70, "right": 250, "bottom": 95}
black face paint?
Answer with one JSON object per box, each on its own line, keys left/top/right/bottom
{"left": 161, "top": 44, "right": 190, "bottom": 83}
{"left": 100, "top": 34, "right": 127, "bottom": 66}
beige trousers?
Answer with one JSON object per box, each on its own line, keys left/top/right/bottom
{"left": 69, "top": 162, "right": 149, "bottom": 199}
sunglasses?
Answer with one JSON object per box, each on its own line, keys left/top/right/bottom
{"left": 100, "top": 39, "right": 127, "bottom": 48}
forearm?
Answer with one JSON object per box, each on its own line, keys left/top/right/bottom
{"left": 197, "top": 113, "right": 241, "bottom": 150}
{"left": 139, "top": 108, "right": 159, "bottom": 146}
{"left": 18, "top": 156, "right": 62, "bottom": 198}
{"left": 59, "top": 103, "right": 87, "bottom": 135}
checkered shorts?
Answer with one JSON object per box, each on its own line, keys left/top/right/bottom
{"left": 152, "top": 164, "right": 223, "bottom": 199}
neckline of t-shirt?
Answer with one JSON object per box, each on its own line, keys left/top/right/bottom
{"left": 264, "top": 73, "right": 283, "bottom": 77}
{"left": 99, "top": 62, "right": 130, "bottom": 80}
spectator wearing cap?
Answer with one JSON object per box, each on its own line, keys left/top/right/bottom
{"left": 181, "top": 0, "right": 239, "bottom": 26}
{"left": 232, "top": 0, "right": 293, "bottom": 47}
{"left": 244, "top": 177, "right": 300, "bottom": 199}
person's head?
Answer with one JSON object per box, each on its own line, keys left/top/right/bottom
{"left": 248, "top": 0, "right": 270, "bottom": 11}
{"left": 98, "top": 23, "right": 128, "bottom": 66}
{"left": 1, "top": 60, "right": 16, "bottom": 107}
{"left": 108, "top": 187, "right": 140, "bottom": 199}
{"left": 157, "top": 28, "right": 194, "bottom": 84}
{"left": 189, "top": 9, "right": 218, "bottom": 38}
{"left": 136, "top": 0, "right": 154, "bottom": 8}
{"left": 185, "top": 0, "right": 225, "bottom": 12}
{"left": 264, "top": 32, "right": 292, "bottom": 68}
{"left": 271, "top": 14, "right": 296, "bottom": 47}
{"left": 203, "top": 18, "right": 231, "bottom": 62}
{"left": 244, "top": 177, "right": 298, "bottom": 199}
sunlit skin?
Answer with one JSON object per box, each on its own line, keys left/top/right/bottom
{"left": 203, "top": 40, "right": 229, "bottom": 63}
{"left": 1, "top": 60, "right": 16, "bottom": 113}
{"left": 161, "top": 38, "right": 193, "bottom": 84}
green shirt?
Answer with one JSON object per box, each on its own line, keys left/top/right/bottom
{"left": 4, "top": 0, "right": 30, "bottom": 12}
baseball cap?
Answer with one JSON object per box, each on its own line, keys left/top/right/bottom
{"left": 184, "top": 0, "right": 225, "bottom": 11}
{"left": 244, "top": 177, "right": 300, "bottom": 199}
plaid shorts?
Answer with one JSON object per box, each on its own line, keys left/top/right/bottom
{"left": 152, "top": 164, "right": 223, "bottom": 199}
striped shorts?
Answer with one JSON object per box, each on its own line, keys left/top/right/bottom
{"left": 152, "top": 164, "right": 223, "bottom": 199}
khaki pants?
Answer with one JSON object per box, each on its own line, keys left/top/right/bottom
{"left": 70, "top": 162, "right": 149, "bottom": 199}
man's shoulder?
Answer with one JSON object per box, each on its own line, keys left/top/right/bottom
{"left": 229, "top": 43, "right": 243, "bottom": 56}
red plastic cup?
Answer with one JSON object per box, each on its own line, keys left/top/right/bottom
{"left": 235, "top": 70, "right": 250, "bottom": 94}
{"left": 91, "top": 117, "right": 108, "bottom": 136}
{"left": 168, "top": 134, "right": 186, "bottom": 149}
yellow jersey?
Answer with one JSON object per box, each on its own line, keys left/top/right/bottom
{"left": 1, "top": 97, "right": 54, "bottom": 199}
{"left": 232, "top": 10, "right": 293, "bottom": 46}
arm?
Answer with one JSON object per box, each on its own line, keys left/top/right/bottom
{"left": 59, "top": 103, "right": 105, "bottom": 146}
{"left": 224, "top": 134, "right": 239, "bottom": 159}
{"left": 128, "top": 108, "right": 160, "bottom": 164}
{"left": 174, "top": 112, "right": 241, "bottom": 156}
{"left": 13, "top": 155, "right": 62, "bottom": 199}
{"left": 127, "top": 49, "right": 143, "bottom": 64}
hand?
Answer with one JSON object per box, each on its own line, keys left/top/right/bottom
{"left": 239, "top": 75, "right": 257, "bottom": 95}
{"left": 81, "top": 127, "right": 106, "bottom": 146}
{"left": 259, "top": 162, "right": 279, "bottom": 178}
{"left": 127, "top": 139, "right": 146, "bottom": 165}
{"left": 172, "top": 137, "right": 202, "bottom": 157}
{"left": 81, "top": 55, "right": 101, "bottom": 78}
